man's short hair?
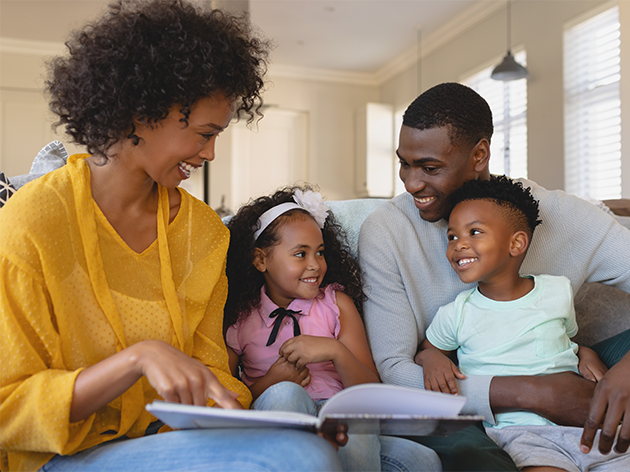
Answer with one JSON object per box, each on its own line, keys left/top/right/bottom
{"left": 448, "top": 175, "right": 542, "bottom": 239}
{"left": 403, "top": 82, "right": 494, "bottom": 149}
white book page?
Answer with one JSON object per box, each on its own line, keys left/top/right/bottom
{"left": 146, "top": 402, "right": 318, "bottom": 430}
{"left": 319, "top": 383, "right": 466, "bottom": 418}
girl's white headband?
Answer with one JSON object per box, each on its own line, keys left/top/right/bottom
{"left": 253, "top": 190, "right": 330, "bottom": 241}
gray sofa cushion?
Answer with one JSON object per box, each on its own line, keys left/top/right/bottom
{"left": 7, "top": 140, "right": 68, "bottom": 190}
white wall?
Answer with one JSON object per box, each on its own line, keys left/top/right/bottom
{"left": 262, "top": 76, "right": 379, "bottom": 200}
{"left": 4, "top": 0, "right": 630, "bottom": 199}
{"left": 0, "top": 45, "right": 378, "bottom": 205}
{"left": 379, "top": 0, "right": 621, "bottom": 194}
{"left": 0, "top": 47, "right": 86, "bottom": 176}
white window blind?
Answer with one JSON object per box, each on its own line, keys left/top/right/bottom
{"left": 564, "top": 5, "right": 621, "bottom": 200}
{"left": 463, "top": 52, "right": 528, "bottom": 179}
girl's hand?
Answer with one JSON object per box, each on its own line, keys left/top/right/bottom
{"left": 247, "top": 357, "right": 311, "bottom": 401}
{"left": 267, "top": 356, "right": 311, "bottom": 388}
{"left": 416, "top": 347, "right": 465, "bottom": 395}
{"left": 279, "top": 335, "right": 337, "bottom": 370}
{"left": 319, "top": 423, "right": 349, "bottom": 451}
{"left": 577, "top": 345, "right": 608, "bottom": 382}
{"left": 133, "top": 340, "right": 242, "bottom": 409}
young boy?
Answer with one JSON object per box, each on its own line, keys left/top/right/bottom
{"left": 416, "top": 176, "right": 629, "bottom": 472}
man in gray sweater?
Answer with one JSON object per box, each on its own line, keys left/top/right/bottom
{"left": 358, "top": 82, "right": 630, "bottom": 471}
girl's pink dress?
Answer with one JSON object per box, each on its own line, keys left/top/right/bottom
{"left": 226, "top": 285, "right": 344, "bottom": 400}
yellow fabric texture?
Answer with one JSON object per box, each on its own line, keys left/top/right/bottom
{"left": 0, "top": 155, "right": 251, "bottom": 472}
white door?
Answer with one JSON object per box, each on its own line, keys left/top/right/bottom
{"left": 230, "top": 108, "right": 308, "bottom": 211}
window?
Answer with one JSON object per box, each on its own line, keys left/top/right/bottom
{"left": 463, "top": 52, "right": 528, "bottom": 179}
{"left": 564, "top": 5, "right": 620, "bottom": 200}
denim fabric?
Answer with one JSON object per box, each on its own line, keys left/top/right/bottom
{"left": 40, "top": 428, "right": 342, "bottom": 472}
{"left": 254, "top": 382, "right": 442, "bottom": 472}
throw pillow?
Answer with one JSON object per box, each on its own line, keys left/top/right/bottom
{"left": 0, "top": 172, "right": 17, "bottom": 208}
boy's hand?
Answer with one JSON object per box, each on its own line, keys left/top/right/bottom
{"left": 267, "top": 357, "right": 311, "bottom": 388}
{"left": 577, "top": 346, "right": 608, "bottom": 382}
{"left": 416, "top": 347, "right": 465, "bottom": 395}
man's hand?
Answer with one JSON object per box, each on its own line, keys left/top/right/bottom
{"left": 415, "top": 347, "right": 465, "bottom": 395}
{"left": 581, "top": 355, "right": 630, "bottom": 455}
{"left": 490, "top": 372, "right": 596, "bottom": 427}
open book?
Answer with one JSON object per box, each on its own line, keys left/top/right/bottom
{"left": 146, "top": 383, "right": 483, "bottom": 436}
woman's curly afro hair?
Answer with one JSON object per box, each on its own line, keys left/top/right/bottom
{"left": 448, "top": 175, "right": 542, "bottom": 239}
{"left": 224, "top": 185, "right": 365, "bottom": 329}
{"left": 46, "top": 0, "right": 270, "bottom": 157}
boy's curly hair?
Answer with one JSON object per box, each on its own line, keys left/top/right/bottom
{"left": 224, "top": 185, "right": 365, "bottom": 329}
{"left": 448, "top": 175, "right": 542, "bottom": 239}
{"left": 46, "top": 0, "right": 270, "bottom": 157}
{"left": 403, "top": 82, "right": 493, "bottom": 149}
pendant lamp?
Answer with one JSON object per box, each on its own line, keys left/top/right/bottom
{"left": 491, "top": 1, "right": 528, "bottom": 81}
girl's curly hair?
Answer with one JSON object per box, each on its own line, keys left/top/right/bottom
{"left": 46, "top": 0, "right": 270, "bottom": 157}
{"left": 224, "top": 185, "right": 365, "bottom": 329}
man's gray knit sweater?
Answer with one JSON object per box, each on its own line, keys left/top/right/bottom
{"left": 358, "top": 178, "right": 630, "bottom": 424}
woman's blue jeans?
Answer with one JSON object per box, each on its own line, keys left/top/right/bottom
{"left": 40, "top": 428, "right": 342, "bottom": 472}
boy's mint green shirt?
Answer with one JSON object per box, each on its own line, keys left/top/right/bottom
{"left": 360, "top": 178, "right": 630, "bottom": 424}
{"left": 426, "top": 274, "right": 579, "bottom": 429}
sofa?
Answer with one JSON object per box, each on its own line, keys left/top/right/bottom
{"left": 3, "top": 141, "right": 630, "bottom": 348}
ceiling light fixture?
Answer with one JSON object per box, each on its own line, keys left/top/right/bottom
{"left": 491, "top": 0, "right": 529, "bottom": 81}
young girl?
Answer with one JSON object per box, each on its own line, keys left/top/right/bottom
{"left": 0, "top": 2, "right": 343, "bottom": 471}
{"left": 224, "top": 186, "right": 442, "bottom": 472}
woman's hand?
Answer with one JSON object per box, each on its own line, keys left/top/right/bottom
{"left": 71, "top": 339, "right": 240, "bottom": 422}
{"left": 134, "top": 340, "right": 242, "bottom": 409}
{"left": 279, "top": 335, "right": 337, "bottom": 370}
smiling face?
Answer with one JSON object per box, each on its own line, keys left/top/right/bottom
{"left": 255, "top": 214, "right": 328, "bottom": 308}
{"left": 446, "top": 199, "right": 520, "bottom": 286}
{"left": 130, "top": 94, "right": 236, "bottom": 188}
{"left": 397, "top": 125, "right": 490, "bottom": 222}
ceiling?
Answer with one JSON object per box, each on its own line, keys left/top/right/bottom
{"left": 249, "top": 0, "right": 481, "bottom": 73}
{"left": 0, "top": 0, "right": 489, "bottom": 75}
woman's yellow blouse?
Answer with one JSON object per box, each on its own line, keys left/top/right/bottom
{"left": 0, "top": 155, "right": 251, "bottom": 472}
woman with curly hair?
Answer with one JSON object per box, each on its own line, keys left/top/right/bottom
{"left": 224, "top": 186, "right": 442, "bottom": 472}
{"left": 0, "top": 1, "right": 343, "bottom": 471}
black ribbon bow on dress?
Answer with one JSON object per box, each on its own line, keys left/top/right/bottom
{"left": 266, "top": 308, "right": 302, "bottom": 346}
